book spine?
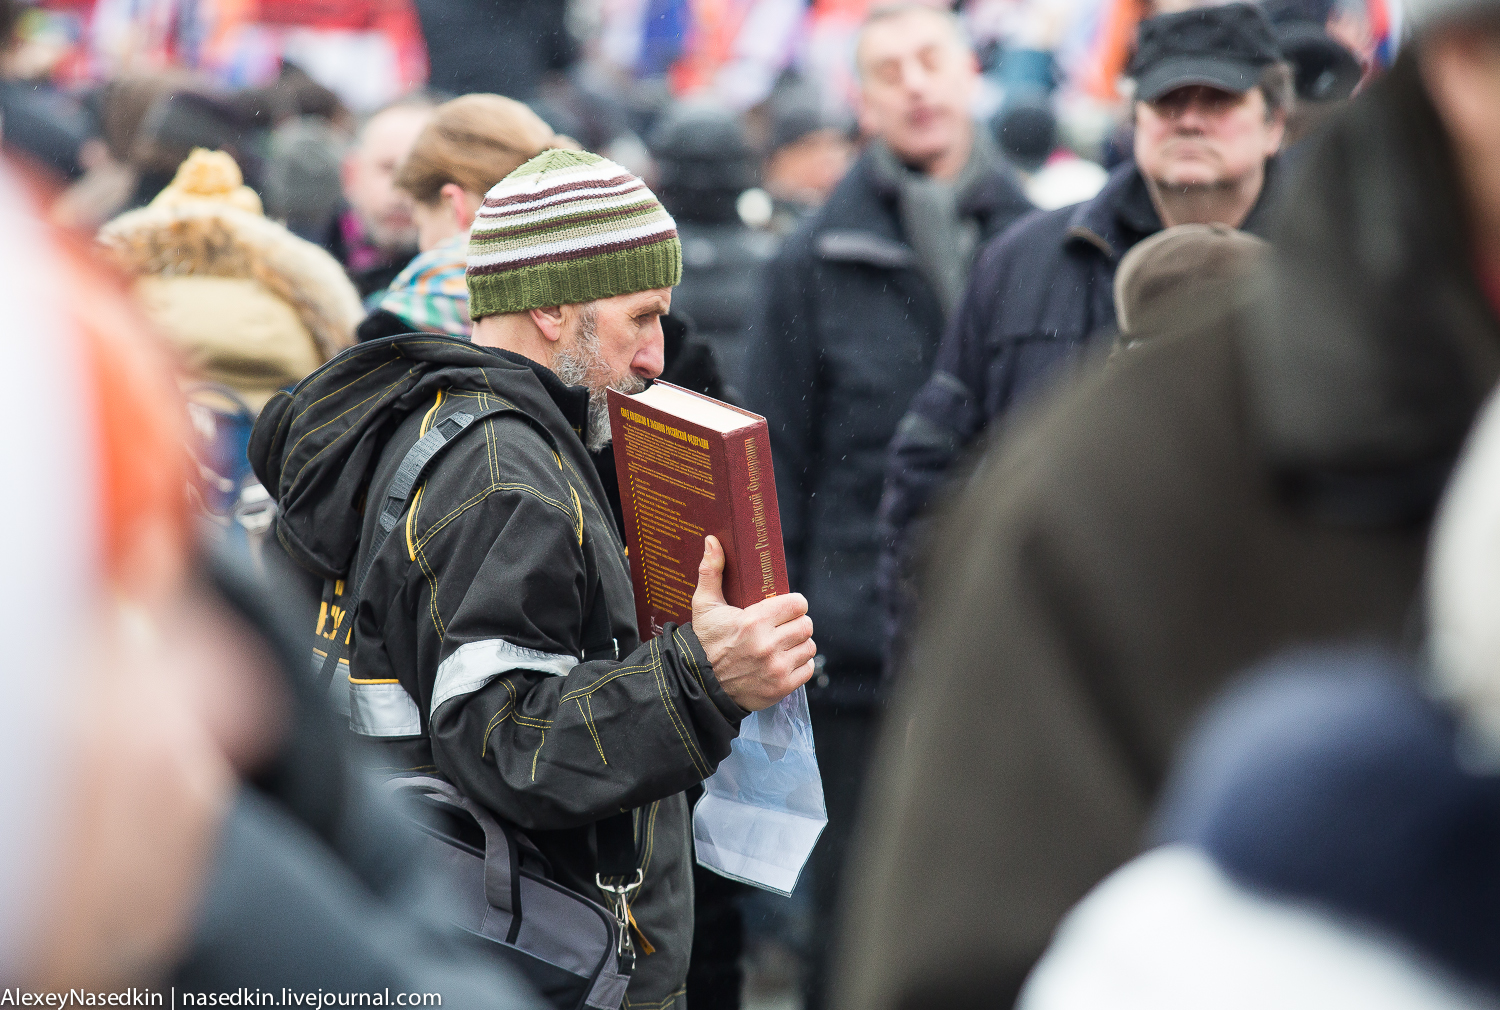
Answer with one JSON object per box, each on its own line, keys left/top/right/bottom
{"left": 723, "top": 421, "right": 790, "bottom": 605}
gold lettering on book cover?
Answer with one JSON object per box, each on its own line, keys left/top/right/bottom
{"left": 619, "top": 409, "right": 714, "bottom": 626}
{"left": 745, "top": 435, "right": 776, "bottom": 598}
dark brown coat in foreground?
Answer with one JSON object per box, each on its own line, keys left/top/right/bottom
{"left": 835, "top": 54, "right": 1500, "bottom": 1010}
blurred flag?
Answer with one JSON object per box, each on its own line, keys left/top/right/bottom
{"left": 1367, "top": 0, "right": 1401, "bottom": 67}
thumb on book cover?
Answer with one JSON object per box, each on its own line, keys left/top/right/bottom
{"left": 693, "top": 535, "right": 727, "bottom": 619}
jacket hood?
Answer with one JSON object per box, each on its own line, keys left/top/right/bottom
{"left": 249, "top": 334, "right": 588, "bottom": 580}
{"left": 1245, "top": 53, "right": 1500, "bottom": 524}
{"left": 99, "top": 149, "right": 362, "bottom": 367}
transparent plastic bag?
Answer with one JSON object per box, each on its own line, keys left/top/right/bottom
{"left": 692, "top": 685, "right": 827, "bottom": 894}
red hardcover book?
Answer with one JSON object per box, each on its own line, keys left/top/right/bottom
{"left": 608, "top": 382, "right": 789, "bottom": 638}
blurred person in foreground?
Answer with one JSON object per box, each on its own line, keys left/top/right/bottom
{"left": 1021, "top": 389, "right": 1500, "bottom": 1009}
{"left": 252, "top": 149, "right": 818, "bottom": 1010}
{"left": 326, "top": 95, "right": 435, "bottom": 300}
{"left": 835, "top": 0, "right": 1500, "bottom": 1005}
{"left": 879, "top": 2, "right": 1290, "bottom": 668}
{"left": 0, "top": 166, "right": 539, "bottom": 1006}
{"left": 739, "top": 5, "right": 1032, "bottom": 1007}
{"left": 357, "top": 93, "right": 564, "bottom": 342}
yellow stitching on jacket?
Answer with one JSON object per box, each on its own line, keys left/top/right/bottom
{"left": 638, "top": 800, "right": 661, "bottom": 877}
{"left": 284, "top": 353, "right": 405, "bottom": 438}
{"left": 673, "top": 628, "right": 708, "bottom": 695}
{"left": 482, "top": 393, "right": 499, "bottom": 484}
{"left": 415, "top": 482, "right": 573, "bottom": 550}
{"left": 558, "top": 662, "right": 653, "bottom": 702}
{"left": 559, "top": 452, "right": 626, "bottom": 551}
{"left": 414, "top": 529, "right": 446, "bottom": 639}
{"left": 530, "top": 729, "right": 545, "bottom": 781}
{"left": 289, "top": 370, "right": 417, "bottom": 486}
{"left": 579, "top": 697, "right": 607, "bottom": 764}
{"left": 405, "top": 485, "right": 424, "bottom": 561}
{"left": 481, "top": 678, "right": 521, "bottom": 757}
{"left": 649, "top": 637, "right": 711, "bottom": 778}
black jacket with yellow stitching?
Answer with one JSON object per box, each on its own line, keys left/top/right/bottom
{"left": 250, "top": 333, "right": 747, "bottom": 1007}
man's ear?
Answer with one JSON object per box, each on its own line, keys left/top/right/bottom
{"left": 1266, "top": 109, "right": 1288, "bottom": 156}
{"left": 529, "top": 305, "right": 566, "bottom": 344}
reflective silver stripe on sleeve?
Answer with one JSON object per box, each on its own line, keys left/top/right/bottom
{"left": 430, "top": 638, "right": 579, "bottom": 717}
{"left": 348, "top": 680, "right": 422, "bottom": 737}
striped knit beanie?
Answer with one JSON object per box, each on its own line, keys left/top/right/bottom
{"left": 466, "top": 149, "right": 682, "bottom": 319}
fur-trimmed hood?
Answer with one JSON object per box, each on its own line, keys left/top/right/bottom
{"left": 98, "top": 149, "right": 361, "bottom": 403}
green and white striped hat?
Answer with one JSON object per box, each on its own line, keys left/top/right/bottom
{"left": 466, "top": 148, "right": 682, "bottom": 319}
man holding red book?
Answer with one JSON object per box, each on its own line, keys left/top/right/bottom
{"left": 252, "top": 149, "right": 816, "bottom": 1010}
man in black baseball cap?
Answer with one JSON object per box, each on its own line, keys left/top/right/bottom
{"left": 1127, "top": 2, "right": 1289, "bottom": 233}
{"left": 879, "top": 1, "right": 1289, "bottom": 681}
{"left": 1131, "top": 2, "right": 1284, "bottom": 101}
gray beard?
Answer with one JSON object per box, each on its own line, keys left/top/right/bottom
{"left": 552, "top": 303, "right": 647, "bottom": 452}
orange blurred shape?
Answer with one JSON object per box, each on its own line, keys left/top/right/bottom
{"left": 56, "top": 222, "right": 191, "bottom": 597}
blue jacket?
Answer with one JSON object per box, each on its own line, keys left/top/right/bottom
{"left": 877, "top": 159, "right": 1275, "bottom": 662}
{"left": 741, "top": 149, "right": 1031, "bottom": 702}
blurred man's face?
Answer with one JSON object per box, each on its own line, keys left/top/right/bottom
{"left": 765, "top": 128, "right": 855, "bottom": 205}
{"left": 1134, "top": 85, "right": 1284, "bottom": 190}
{"left": 856, "top": 10, "right": 978, "bottom": 177}
{"left": 341, "top": 105, "right": 431, "bottom": 251}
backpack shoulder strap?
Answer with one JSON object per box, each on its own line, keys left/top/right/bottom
{"left": 316, "top": 404, "right": 513, "bottom": 693}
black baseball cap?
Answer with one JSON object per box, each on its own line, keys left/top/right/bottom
{"left": 1128, "top": 3, "right": 1283, "bottom": 103}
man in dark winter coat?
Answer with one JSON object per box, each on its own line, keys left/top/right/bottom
{"left": 252, "top": 149, "right": 817, "bottom": 1010}
{"left": 878, "top": 2, "right": 1291, "bottom": 662}
{"left": 835, "top": 9, "right": 1500, "bottom": 1008}
{"left": 738, "top": 5, "right": 1031, "bottom": 1007}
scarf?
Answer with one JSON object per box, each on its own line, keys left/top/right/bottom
{"left": 868, "top": 126, "right": 1006, "bottom": 317}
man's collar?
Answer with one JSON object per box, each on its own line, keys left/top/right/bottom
{"left": 1066, "top": 161, "right": 1162, "bottom": 260}
{"left": 1065, "top": 157, "right": 1280, "bottom": 260}
{"left": 484, "top": 346, "right": 591, "bottom": 436}
{"left": 1115, "top": 165, "right": 1163, "bottom": 237}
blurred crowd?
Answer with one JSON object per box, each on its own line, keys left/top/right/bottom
{"left": 7, "top": 0, "right": 1500, "bottom": 1009}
